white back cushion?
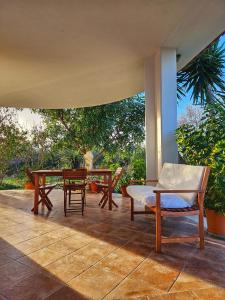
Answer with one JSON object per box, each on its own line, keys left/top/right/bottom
{"left": 156, "top": 163, "right": 204, "bottom": 206}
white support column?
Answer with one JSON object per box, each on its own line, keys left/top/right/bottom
{"left": 145, "top": 57, "right": 157, "bottom": 179}
{"left": 145, "top": 48, "right": 178, "bottom": 179}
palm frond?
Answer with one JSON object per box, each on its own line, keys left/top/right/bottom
{"left": 177, "top": 38, "right": 225, "bottom": 105}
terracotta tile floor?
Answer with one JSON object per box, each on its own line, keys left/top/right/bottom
{"left": 0, "top": 190, "right": 225, "bottom": 300}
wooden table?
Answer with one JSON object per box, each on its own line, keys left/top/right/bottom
{"left": 32, "top": 169, "right": 113, "bottom": 215}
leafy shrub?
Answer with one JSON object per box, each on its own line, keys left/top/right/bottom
{"left": 176, "top": 102, "right": 225, "bottom": 214}
{"left": 129, "top": 146, "right": 146, "bottom": 179}
{"left": 114, "top": 146, "right": 146, "bottom": 192}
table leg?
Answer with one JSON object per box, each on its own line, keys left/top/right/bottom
{"left": 42, "top": 175, "right": 46, "bottom": 207}
{"left": 104, "top": 175, "right": 107, "bottom": 183}
{"left": 42, "top": 175, "right": 46, "bottom": 185}
{"left": 108, "top": 173, "right": 112, "bottom": 210}
{"left": 33, "top": 174, "right": 39, "bottom": 215}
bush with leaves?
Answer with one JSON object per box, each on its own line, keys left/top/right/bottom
{"left": 109, "top": 146, "right": 146, "bottom": 193}
{"left": 0, "top": 109, "right": 30, "bottom": 184}
{"left": 0, "top": 126, "right": 27, "bottom": 182}
{"left": 176, "top": 102, "right": 225, "bottom": 214}
{"left": 129, "top": 146, "right": 146, "bottom": 180}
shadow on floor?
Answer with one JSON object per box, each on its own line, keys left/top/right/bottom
{"left": 0, "top": 189, "right": 225, "bottom": 299}
{"left": 0, "top": 237, "right": 90, "bottom": 300}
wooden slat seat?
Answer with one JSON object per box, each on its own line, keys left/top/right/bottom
{"left": 161, "top": 204, "right": 199, "bottom": 212}
{"left": 64, "top": 183, "right": 86, "bottom": 190}
{"left": 96, "top": 183, "right": 108, "bottom": 188}
{"left": 39, "top": 184, "right": 57, "bottom": 190}
{"left": 150, "top": 204, "right": 200, "bottom": 217}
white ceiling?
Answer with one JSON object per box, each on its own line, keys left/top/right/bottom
{"left": 0, "top": 0, "right": 225, "bottom": 108}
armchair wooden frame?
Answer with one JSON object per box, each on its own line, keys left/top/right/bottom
{"left": 129, "top": 167, "right": 210, "bottom": 253}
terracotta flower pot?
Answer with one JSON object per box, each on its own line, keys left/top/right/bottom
{"left": 121, "top": 185, "right": 129, "bottom": 197}
{"left": 90, "top": 182, "right": 98, "bottom": 193}
{"left": 206, "top": 208, "right": 225, "bottom": 237}
{"left": 24, "top": 182, "right": 34, "bottom": 190}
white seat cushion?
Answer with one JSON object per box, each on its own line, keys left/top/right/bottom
{"left": 126, "top": 185, "right": 192, "bottom": 208}
{"left": 126, "top": 185, "right": 155, "bottom": 206}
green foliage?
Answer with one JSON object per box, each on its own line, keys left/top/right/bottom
{"left": 176, "top": 102, "right": 225, "bottom": 214}
{"left": 0, "top": 177, "right": 24, "bottom": 190}
{"left": 112, "top": 146, "right": 146, "bottom": 192}
{"left": 0, "top": 108, "right": 30, "bottom": 184}
{"left": 35, "top": 95, "right": 145, "bottom": 166}
{"left": 130, "top": 146, "right": 146, "bottom": 179}
{"left": 0, "top": 97, "right": 145, "bottom": 189}
{"left": 115, "top": 172, "right": 132, "bottom": 193}
{"left": 177, "top": 39, "right": 225, "bottom": 105}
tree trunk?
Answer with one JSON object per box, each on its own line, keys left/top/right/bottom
{"left": 0, "top": 174, "right": 5, "bottom": 185}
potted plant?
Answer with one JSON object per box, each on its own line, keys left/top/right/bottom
{"left": 204, "top": 140, "right": 225, "bottom": 236}
{"left": 24, "top": 181, "right": 34, "bottom": 190}
{"left": 119, "top": 173, "right": 132, "bottom": 197}
{"left": 24, "top": 168, "right": 35, "bottom": 190}
{"left": 88, "top": 176, "right": 101, "bottom": 193}
{"left": 176, "top": 102, "right": 225, "bottom": 237}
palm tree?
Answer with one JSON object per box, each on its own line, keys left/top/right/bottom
{"left": 177, "top": 37, "right": 225, "bottom": 106}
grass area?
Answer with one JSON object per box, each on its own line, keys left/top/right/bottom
{"left": 0, "top": 176, "right": 62, "bottom": 190}
{"left": 0, "top": 177, "right": 25, "bottom": 190}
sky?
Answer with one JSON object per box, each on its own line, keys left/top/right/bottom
{"left": 15, "top": 34, "right": 225, "bottom": 130}
{"left": 16, "top": 109, "right": 43, "bottom": 129}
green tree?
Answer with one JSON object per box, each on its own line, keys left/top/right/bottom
{"left": 35, "top": 95, "right": 145, "bottom": 167}
{"left": 0, "top": 108, "right": 29, "bottom": 184}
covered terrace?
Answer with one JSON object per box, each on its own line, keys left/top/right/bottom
{"left": 0, "top": 1, "right": 225, "bottom": 299}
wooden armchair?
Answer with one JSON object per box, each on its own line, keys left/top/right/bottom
{"left": 26, "top": 168, "right": 57, "bottom": 211}
{"left": 97, "top": 167, "right": 124, "bottom": 208}
{"left": 63, "top": 168, "right": 87, "bottom": 216}
{"left": 127, "top": 163, "right": 210, "bottom": 253}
